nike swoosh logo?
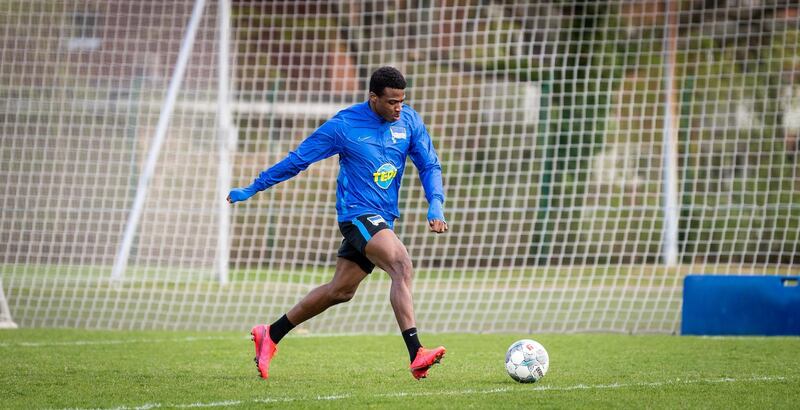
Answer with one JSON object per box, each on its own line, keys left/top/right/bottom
{"left": 358, "top": 136, "right": 371, "bottom": 141}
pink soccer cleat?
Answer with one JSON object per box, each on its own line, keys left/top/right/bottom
{"left": 409, "top": 346, "right": 446, "bottom": 380}
{"left": 250, "top": 324, "right": 278, "bottom": 379}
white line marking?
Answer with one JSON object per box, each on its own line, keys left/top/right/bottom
{"left": 0, "top": 336, "right": 242, "bottom": 348}
{"left": 57, "top": 375, "right": 790, "bottom": 410}
{"left": 0, "top": 333, "right": 406, "bottom": 348}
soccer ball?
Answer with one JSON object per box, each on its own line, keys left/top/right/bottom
{"left": 505, "top": 339, "right": 549, "bottom": 383}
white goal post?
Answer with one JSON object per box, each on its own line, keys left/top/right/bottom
{"left": 0, "top": 279, "right": 18, "bottom": 329}
{"left": 110, "top": 0, "right": 209, "bottom": 283}
{"left": 0, "top": 0, "right": 797, "bottom": 333}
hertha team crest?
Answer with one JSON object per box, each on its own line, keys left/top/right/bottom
{"left": 367, "top": 215, "right": 386, "bottom": 226}
{"left": 390, "top": 126, "right": 407, "bottom": 143}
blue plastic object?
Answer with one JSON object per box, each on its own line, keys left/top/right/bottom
{"left": 681, "top": 275, "right": 800, "bottom": 336}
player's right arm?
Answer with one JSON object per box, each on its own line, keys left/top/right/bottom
{"left": 407, "top": 111, "right": 447, "bottom": 233}
{"left": 227, "top": 120, "right": 340, "bottom": 204}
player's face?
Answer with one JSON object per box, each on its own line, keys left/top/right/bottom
{"left": 369, "top": 87, "right": 405, "bottom": 122}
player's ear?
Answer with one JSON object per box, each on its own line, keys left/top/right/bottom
{"left": 369, "top": 92, "right": 378, "bottom": 102}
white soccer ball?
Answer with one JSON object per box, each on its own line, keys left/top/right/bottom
{"left": 505, "top": 339, "right": 549, "bottom": 383}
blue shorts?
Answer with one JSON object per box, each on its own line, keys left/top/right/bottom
{"left": 337, "top": 214, "right": 391, "bottom": 273}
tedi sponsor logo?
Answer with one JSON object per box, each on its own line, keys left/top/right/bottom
{"left": 373, "top": 163, "right": 398, "bottom": 189}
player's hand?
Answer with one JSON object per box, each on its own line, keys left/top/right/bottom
{"left": 428, "top": 219, "right": 448, "bottom": 233}
{"left": 227, "top": 187, "right": 257, "bottom": 204}
{"left": 427, "top": 198, "right": 447, "bottom": 233}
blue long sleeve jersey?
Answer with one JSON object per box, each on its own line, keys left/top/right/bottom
{"left": 245, "top": 101, "right": 445, "bottom": 224}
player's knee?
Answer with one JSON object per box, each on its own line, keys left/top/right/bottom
{"left": 327, "top": 285, "right": 357, "bottom": 304}
{"left": 386, "top": 254, "right": 413, "bottom": 283}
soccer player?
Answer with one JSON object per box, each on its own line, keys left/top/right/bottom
{"left": 228, "top": 66, "right": 448, "bottom": 380}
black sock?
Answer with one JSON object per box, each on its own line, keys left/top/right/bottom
{"left": 268, "top": 314, "right": 295, "bottom": 344}
{"left": 401, "top": 327, "right": 422, "bottom": 362}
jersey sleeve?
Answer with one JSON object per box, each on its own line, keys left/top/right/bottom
{"left": 408, "top": 112, "right": 445, "bottom": 205}
{"left": 247, "top": 119, "right": 341, "bottom": 192}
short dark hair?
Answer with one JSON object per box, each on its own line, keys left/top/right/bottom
{"left": 369, "top": 66, "right": 406, "bottom": 96}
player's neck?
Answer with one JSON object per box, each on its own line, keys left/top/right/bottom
{"left": 367, "top": 100, "right": 384, "bottom": 122}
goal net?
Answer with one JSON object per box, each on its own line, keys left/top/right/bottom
{"left": 1, "top": 0, "right": 798, "bottom": 334}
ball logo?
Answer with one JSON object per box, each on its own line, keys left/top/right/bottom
{"left": 373, "top": 163, "right": 397, "bottom": 189}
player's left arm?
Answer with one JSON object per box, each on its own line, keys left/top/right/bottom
{"left": 408, "top": 113, "right": 448, "bottom": 234}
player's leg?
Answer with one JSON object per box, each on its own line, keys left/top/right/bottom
{"left": 365, "top": 229, "right": 446, "bottom": 379}
{"left": 286, "top": 257, "right": 369, "bottom": 325}
{"left": 252, "top": 257, "right": 368, "bottom": 379}
{"left": 364, "top": 229, "right": 415, "bottom": 330}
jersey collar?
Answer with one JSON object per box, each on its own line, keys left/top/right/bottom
{"left": 361, "top": 100, "right": 401, "bottom": 125}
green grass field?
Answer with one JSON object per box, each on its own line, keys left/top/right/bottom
{"left": 1, "top": 330, "right": 799, "bottom": 409}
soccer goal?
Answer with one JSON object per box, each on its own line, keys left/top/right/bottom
{"left": 0, "top": 0, "right": 797, "bottom": 333}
